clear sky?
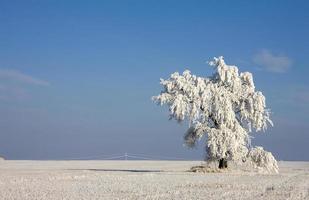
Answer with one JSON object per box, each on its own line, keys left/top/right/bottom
{"left": 0, "top": 0, "right": 308, "bottom": 160}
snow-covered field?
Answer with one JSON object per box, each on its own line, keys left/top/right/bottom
{"left": 0, "top": 160, "right": 308, "bottom": 200}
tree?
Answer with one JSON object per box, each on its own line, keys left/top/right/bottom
{"left": 153, "top": 56, "right": 278, "bottom": 173}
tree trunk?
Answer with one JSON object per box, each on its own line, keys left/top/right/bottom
{"left": 218, "top": 158, "right": 228, "bottom": 169}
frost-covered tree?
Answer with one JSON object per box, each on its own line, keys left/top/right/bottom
{"left": 153, "top": 56, "right": 278, "bottom": 173}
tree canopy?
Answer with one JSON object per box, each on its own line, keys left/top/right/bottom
{"left": 153, "top": 56, "right": 278, "bottom": 173}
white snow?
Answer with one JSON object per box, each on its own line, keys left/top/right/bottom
{"left": 0, "top": 160, "right": 308, "bottom": 200}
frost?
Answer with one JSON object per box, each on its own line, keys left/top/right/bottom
{"left": 153, "top": 56, "right": 278, "bottom": 173}
{"left": 247, "top": 146, "right": 279, "bottom": 173}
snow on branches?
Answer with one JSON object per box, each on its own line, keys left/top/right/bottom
{"left": 153, "top": 56, "right": 278, "bottom": 173}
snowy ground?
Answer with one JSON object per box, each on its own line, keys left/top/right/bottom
{"left": 0, "top": 160, "right": 308, "bottom": 200}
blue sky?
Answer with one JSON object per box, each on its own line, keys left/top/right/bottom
{"left": 0, "top": 0, "right": 308, "bottom": 160}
